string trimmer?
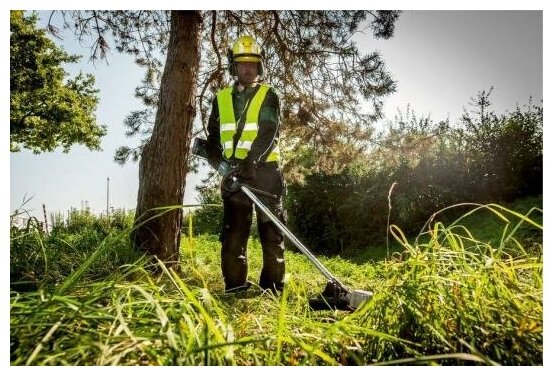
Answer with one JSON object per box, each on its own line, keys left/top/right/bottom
{"left": 192, "top": 138, "right": 373, "bottom": 311}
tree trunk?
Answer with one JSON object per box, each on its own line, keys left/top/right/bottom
{"left": 131, "top": 11, "right": 202, "bottom": 264}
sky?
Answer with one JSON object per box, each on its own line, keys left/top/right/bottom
{"left": 8, "top": 9, "right": 545, "bottom": 220}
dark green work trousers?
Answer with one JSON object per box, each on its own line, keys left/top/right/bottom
{"left": 220, "top": 164, "right": 286, "bottom": 292}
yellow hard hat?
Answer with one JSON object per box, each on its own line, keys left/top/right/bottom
{"left": 231, "top": 35, "right": 263, "bottom": 63}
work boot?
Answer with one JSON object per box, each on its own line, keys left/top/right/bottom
{"left": 224, "top": 280, "right": 252, "bottom": 294}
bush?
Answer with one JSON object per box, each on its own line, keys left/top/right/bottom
{"left": 184, "top": 184, "right": 224, "bottom": 236}
{"left": 284, "top": 91, "right": 542, "bottom": 255}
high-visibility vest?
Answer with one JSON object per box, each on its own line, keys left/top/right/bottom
{"left": 216, "top": 84, "right": 280, "bottom": 162}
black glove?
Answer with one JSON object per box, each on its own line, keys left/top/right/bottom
{"left": 238, "top": 157, "right": 256, "bottom": 181}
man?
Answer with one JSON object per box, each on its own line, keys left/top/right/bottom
{"left": 206, "top": 35, "right": 286, "bottom": 293}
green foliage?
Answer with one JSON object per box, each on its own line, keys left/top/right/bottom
{"left": 286, "top": 162, "right": 390, "bottom": 254}
{"left": 10, "top": 216, "right": 48, "bottom": 292}
{"left": 356, "top": 203, "right": 542, "bottom": 365}
{"left": 10, "top": 10, "right": 106, "bottom": 153}
{"left": 460, "top": 88, "right": 543, "bottom": 201}
{"left": 285, "top": 91, "right": 542, "bottom": 254}
{"left": 10, "top": 203, "right": 542, "bottom": 365}
{"left": 184, "top": 184, "right": 224, "bottom": 236}
{"left": 10, "top": 208, "right": 139, "bottom": 291}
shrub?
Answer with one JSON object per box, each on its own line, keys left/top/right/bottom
{"left": 284, "top": 92, "right": 542, "bottom": 255}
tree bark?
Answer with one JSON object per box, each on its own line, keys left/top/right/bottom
{"left": 131, "top": 11, "right": 202, "bottom": 264}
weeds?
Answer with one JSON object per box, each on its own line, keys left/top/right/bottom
{"left": 10, "top": 200, "right": 542, "bottom": 365}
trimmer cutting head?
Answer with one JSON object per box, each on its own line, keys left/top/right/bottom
{"left": 309, "top": 281, "right": 373, "bottom": 311}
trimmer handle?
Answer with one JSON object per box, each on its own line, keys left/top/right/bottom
{"left": 221, "top": 168, "right": 241, "bottom": 194}
{"left": 221, "top": 170, "right": 277, "bottom": 199}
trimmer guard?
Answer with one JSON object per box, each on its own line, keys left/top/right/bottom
{"left": 308, "top": 281, "right": 354, "bottom": 311}
{"left": 309, "top": 281, "right": 373, "bottom": 311}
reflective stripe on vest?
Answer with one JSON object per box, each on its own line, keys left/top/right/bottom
{"left": 216, "top": 84, "right": 280, "bottom": 162}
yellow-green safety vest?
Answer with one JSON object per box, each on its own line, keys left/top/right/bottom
{"left": 216, "top": 84, "right": 280, "bottom": 162}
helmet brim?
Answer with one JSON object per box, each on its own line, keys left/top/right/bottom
{"left": 234, "top": 55, "right": 262, "bottom": 63}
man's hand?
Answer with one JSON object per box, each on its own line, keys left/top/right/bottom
{"left": 238, "top": 158, "right": 256, "bottom": 181}
{"left": 217, "top": 160, "right": 231, "bottom": 176}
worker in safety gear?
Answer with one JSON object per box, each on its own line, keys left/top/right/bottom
{"left": 206, "top": 35, "right": 286, "bottom": 293}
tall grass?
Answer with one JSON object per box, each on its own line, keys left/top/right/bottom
{"left": 10, "top": 201, "right": 542, "bottom": 365}
{"left": 354, "top": 204, "right": 542, "bottom": 365}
